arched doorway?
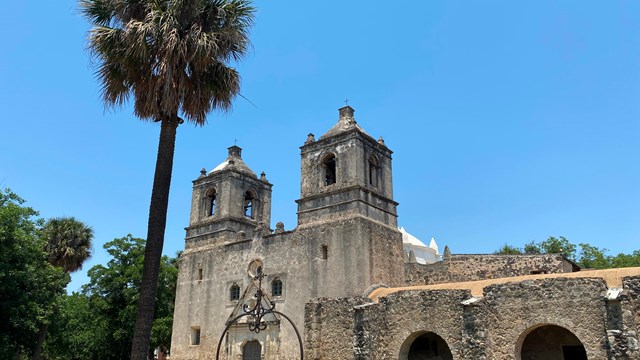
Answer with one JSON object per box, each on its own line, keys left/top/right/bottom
{"left": 400, "top": 331, "right": 453, "bottom": 360}
{"left": 243, "top": 340, "right": 261, "bottom": 360}
{"left": 519, "top": 325, "right": 587, "bottom": 360}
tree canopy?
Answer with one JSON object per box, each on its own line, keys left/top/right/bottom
{"left": 43, "top": 217, "right": 94, "bottom": 273}
{"left": 0, "top": 189, "right": 67, "bottom": 358}
{"left": 0, "top": 189, "right": 177, "bottom": 360}
{"left": 494, "top": 236, "right": 640, "bottom": 269}
{"left": 44, "top": 235, "right": 179, "bottom": 360}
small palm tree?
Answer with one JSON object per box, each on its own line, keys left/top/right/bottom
{"left": 43, "top": 217, "right": 94, "bottom": 273}
{"left": 34, "top": 217, "right": 93, "bottom": 360}
{"left": 80, "top": 1, "right": 255, "bottom": 358}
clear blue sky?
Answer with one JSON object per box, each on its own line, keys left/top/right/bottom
{"left": 1, "top": 1, "right": 638, "bottom": 292}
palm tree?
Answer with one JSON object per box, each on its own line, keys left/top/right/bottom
{"left": 79, "top": 1, "right": 255, "bottom": 358}
{"left": 43, "top": 217, "right": 94, "bottom": 273}
{"left": 34, "top": 217, "right": 94, "bottom": 360}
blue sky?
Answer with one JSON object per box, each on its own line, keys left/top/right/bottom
{"left": 1, "top": 1, "right": 639, "bottom": 292}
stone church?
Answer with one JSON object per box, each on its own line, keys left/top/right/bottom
{"left": 171, "top": 106, "right": 640, "bottom": 360}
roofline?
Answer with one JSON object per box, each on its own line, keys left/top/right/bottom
{"left": 368, "top": 267, "right": 640, "bottom": 302}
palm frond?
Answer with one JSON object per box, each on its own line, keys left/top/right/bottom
{"left": 82, "top": 0, "right": 254, "bottom": 124}
{"left": 43, "top": 217, "right": 94, "bottom": 273}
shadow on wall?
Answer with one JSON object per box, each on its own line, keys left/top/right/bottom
{"left": 399, "top": 331, "right": 453, "bottom": 360}
{"left": 517, "top": 324, "right": 587, "bottom": 360}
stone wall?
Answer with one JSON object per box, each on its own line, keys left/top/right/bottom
{"left": 304, "top": 275, "right": 640, "bottom": 359}
{"left": 171, "top": 215, "right": 404, "bottom": 360}
{"left": 615, "top": 276, "right": 640, "bottom": 359}
{"left": 405, "top": 254, "right": 577, "bottom": 286}
{"left": 480, "top": 277, "right": 609, "bottom": 359}
{"left": 305, "top": 297, "right": 369, "bottom": 360}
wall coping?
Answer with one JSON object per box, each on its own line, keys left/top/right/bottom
{"left": 370, "top": 267, "right": 640, "bottom": 301}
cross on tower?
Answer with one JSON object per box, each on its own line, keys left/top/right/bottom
{"left": 344, "top": 99, "right": 349, "bottom": 106}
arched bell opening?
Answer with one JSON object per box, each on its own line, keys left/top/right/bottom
{"left": 321, "top": 153, "right": 337, "bottom": 186}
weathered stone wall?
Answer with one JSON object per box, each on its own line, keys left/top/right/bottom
{"left": 171, "top": 215, "right": 404, "bottom": 360}
{"left": 405, "top": 254, "right": 576, "bottom": 286}
{"left": 480, "top": 277, "right": 609, "bottom": 359}
{"left": 305, "top": 297, "right": 369, "bottom": 360}
{"left": 304, "top": 275, "right": 640, "bottom": 360}
{"left": 614, "top": 276, "right": 640, "bottom": 359}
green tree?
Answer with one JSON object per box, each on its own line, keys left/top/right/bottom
{"left": 494, "top": 244, "right": 523, "bottom": 255}
{"left": 495, "top": 236, "right": 578, "bottom": 260}
{"left": 494, "top": 236, "right": 640, "bottom": 270}
{"left": 576, "top": 243, "right": 610, "bottom": 269}
{"left": 609, "top": 250, "right": 640, "bottom": 268}
{"left": 44, "top": 292, "right": 108, "bottom": 360}
{"left": 0, "top": 189, "right": 67, "bottom": 359}
{"left": 80, "top": 1, "right": 254, "bottom": 357}
{"left": 43, "top": 217, "right": 94, "bottom": 273}
{"left": 33, "top": 217, "right": 94, "bottom": 359}
{"left": 46, "top": 235, "right": 178, "bottom": 360}
{"left": 523, "top": 241, "right": 542, "bottom": 254}
{"left": 539, "top": 236, "right": 577, "bottom": 259}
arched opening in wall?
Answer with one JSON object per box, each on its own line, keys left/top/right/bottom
{"left": 368, "top": 155, "right": 379, "bottom": 187}
{"left": 399, "top": 331, "right": 453, "bottom": 360}
{"left": 206, "top": 188, "right": 217, "bottom": 216}
{"left": 321, "top": 154, "right": 336, "bottom": 186}
{"left": 242, "top": 340, "right": 261, "bottom": 360}
{"left": 243, "top": 191, "right": 255, "bottom": 219}
{"left": 517, "top": 324, "right": 587, "bottom": 360}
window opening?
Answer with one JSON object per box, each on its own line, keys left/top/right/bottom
{"left": 208, "top": 190, "right": 217, "bottom": 216}
{"left": 243, "top": 192, "right": 254, "bottom": 218}
{"left": 272, "top": 278, "right": 283, "bottom": 296}
{"left": 369, "top": 156, "right": 379, "bottom": 187}
{"left": 230, "top": 283, "right": 240, "bottom": 301}
{"left": 529, "top": 269, "right": 548, "bottom": 275}
{"left": 321, "top": 245, "right": 328, "bottom": 260}
{"left": 323, "top": 155, "right": 336, "bottom": 186}
{"left": 191, "top": 327, "right": 201, "bottom": 345}
{"left": 198, "top": 268, "right": 203, "bottom": 280}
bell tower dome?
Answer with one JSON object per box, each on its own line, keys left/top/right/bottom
{"left": 296, "top": 106, "right": 398, "bottom": 226}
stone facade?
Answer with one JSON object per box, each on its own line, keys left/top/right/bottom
{"left": 305, "top": 269, "right": 640, "bottom": 360}
{"left": 171, "top": 106, "right": 638, "bottom": 360}
{"left": 171, "top": 106, "right": 404, "bottom": 360}
{"left": 404, "top": 254, "right": 578, "bottom": 286}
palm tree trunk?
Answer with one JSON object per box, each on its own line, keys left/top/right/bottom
{"left": 130, "top": 117, "right": 179, "bottom": 360}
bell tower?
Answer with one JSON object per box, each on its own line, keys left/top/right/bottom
{"left": 185, "top": 145, "right": 272, "bottom": 245}
{"left": 296, "top": 106, "right": 398, "bottom": 227}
